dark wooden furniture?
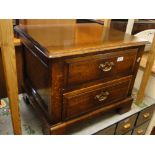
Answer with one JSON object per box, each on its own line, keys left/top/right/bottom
{"left": 94, "top": 104, "right": 155, "bottom": 135}
{"left": 15, "top": 22, "right": 146, "bottom": 134}
{"left": 111, "top": 20, "right": 155, "bottom": 35}
{"left": 95, "top": 124, "right": 116, "bottom": 135}
{"left": 88, "top": 19, "right": 155, "bottom": 35}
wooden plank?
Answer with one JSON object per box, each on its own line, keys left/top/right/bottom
{"left": 126, "top": 19, "right": 135, "bottom": 34}
{"left": 101, "top": 19, "right": 111, "bottom": 41}
{"left": 136, "top": 35, "right": 155, "bottom": 104}
{"left": 103, "top": 19, "right": 111, "bottom": 28}
{"left": 140, "top": 53, "right": 155, "bottom": 74}
{"left": 0, "top": 19, "right": 21, "bottom": 134}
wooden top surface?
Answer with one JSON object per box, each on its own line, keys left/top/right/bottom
{"left": 15, "top": 23, "right": 147, "bottom": 58}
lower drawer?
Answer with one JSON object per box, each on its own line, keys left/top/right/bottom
{"left": 115, "top": 114, "right": 138, "bottom": 135}
{"left": 94, "top": 124, "right": 116, "bottom": 135}
{"left": 132, "top": 121, "right": 150, "bottom": 135}
{"left": 63, "top": 76, "right": 132, "bottom": 120}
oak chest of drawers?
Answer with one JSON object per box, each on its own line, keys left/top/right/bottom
{"left": 15, "top": 22, "right": 146, "bottom": 134}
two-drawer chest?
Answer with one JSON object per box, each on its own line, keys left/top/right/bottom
{"left": 15, "top": 22, "right": 146, "bottom": 134}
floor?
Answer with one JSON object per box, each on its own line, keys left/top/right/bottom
{"left": 0, "top": 92, "right": 155, "bottom": 135}
{"left": 0, "top": 94, "right": 43, "bottom": 135}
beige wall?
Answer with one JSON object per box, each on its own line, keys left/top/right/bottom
{"left": 134, "top": 69, "right": 155, "bottom": 99}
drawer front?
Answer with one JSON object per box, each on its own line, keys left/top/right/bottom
{"left": 94, "top": 124, "right": 116, "bottom": 135}
{"left": 64, "top": 48, "right": 138, "bottom": 88}
{"left": 132, "top": 121, "right": 150, "bottom": 135}
{"left": 115, "top": 114, "right": 138, "bottom": 135}
{"left": 63, "top": 76, "right": 132, "bottom": 120}
{"left": 136, "top": 105, "right": 155, "bottom": 126}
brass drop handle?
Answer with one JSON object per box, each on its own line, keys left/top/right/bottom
{"left": 143, "top": 112, "right": 150, "bottom": 118}
{"left": 95, "top": 91, "right": 109, "bottom": 102}
{"left": 99, "top": 62, "right": 114, "bottom": 72}
{"left": 137, "top": 129, "right": 144, "bottom": 135}
{"left": 123, "top": 123, "right": 131, "bottom": 129}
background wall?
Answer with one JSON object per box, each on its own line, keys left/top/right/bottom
{"left": 134, "top": 68, "right": 155, "bottom": 99}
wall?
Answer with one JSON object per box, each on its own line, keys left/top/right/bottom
{"left": 134, "top": 68, "right": 155, "bottom": 99}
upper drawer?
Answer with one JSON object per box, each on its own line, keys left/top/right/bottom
{"left": 64, "top": 48, "right": 138, "bottom": 89}
{"left": 136, "top": 105, "right": 155, "bottom": 126}
{"left": 63, "top": 76, "right": 132, "bottom": 120}
{"left": 133, "top": 121, "right": 150, "bottom": 135}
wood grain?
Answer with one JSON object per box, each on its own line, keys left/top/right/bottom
{"left": 63, "top": 76, "right": 132, "bottom": 120}
{"left": 14, "top": 23, "right": 147, "bottom": 59}
{"left": 64, "top": 48, "right": 137, "bottom": 88}
{"left": 0, "top": 19, "right": 21, "bottom": 135}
